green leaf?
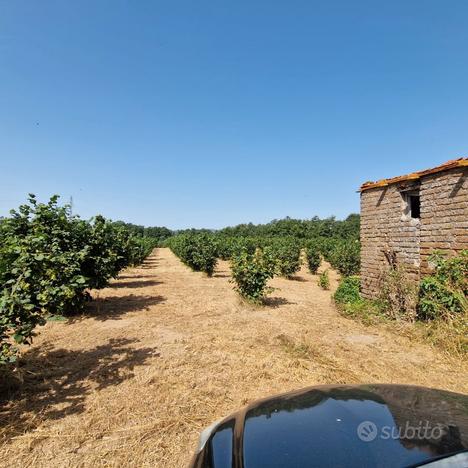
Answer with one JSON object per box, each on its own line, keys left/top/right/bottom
{"left": 13, "top": 333, "right": 24, "bottom": 344}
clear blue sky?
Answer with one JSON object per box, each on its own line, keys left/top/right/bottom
{"left": 1, "top": 1, "right": 467, "bottom": 229}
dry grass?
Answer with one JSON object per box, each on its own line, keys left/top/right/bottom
{"left": 415, "top": 314, "right": 468, "bottom": 357}
{"left": 1, "top": 248, "right": 467, "bottom": 467}
{"left": 338, "top": 298, "right": 468, "bottom": 358}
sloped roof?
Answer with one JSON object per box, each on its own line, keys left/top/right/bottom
{"left": 360, "top": 158, "right": 468, "bottom": 192}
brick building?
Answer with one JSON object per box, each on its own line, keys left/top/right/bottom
{"left": 359, "top": 158, "right": 468, "bottom": 298}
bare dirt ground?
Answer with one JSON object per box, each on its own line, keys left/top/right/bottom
{"left": 1, "top": 248, "right": 467, "bottom": 467}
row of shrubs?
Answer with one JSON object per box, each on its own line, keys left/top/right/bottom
{"left": 333, "top": 250, "right": 468, "bottom": 354}
{"left": 214, "top": 236, "right": 360, "bottom": 276}
{"left": 166, "top": 233, "right": 219, "bottom": 276}
{"left": 167, "top": 233, "right": 360, "bottom": 303}
{"left": 0, "top": 195, "right": 157, "bottom": 364}
{"left": 230, "top": 243, "right": 337, "bottom": 302}
{"left": 173, "top": 234, "right": 360, "bottom": 277}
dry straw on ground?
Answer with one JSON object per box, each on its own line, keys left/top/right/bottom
{"left": 1, "top": 248, "right": 467, "bottom": 467}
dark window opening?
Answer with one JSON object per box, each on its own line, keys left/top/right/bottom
{"left": 409, "top": 195, "right": 420, "bottom": 219}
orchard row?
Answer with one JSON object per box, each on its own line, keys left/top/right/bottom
{"left": 0, "top": 195, "right": 157, "bottom": 363}
{"left": 166, "top": 233, "right": 361, "bottom": 302}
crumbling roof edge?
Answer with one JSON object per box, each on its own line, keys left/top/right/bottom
{"left": 359, "top": 157, "right": 468, "bottom": 192}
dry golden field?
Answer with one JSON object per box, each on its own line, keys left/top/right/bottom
{"left": 1, "top": 248, "right": 467, "bottom": 467}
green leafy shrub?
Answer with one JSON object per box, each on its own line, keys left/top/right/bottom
{"left": 317, "top": 238, "right": 340, "bottom": 263}
{"left": 0, "top": 196, "right": 88, "bottom": 363}
{"left": 328, "top": 240, "right": 361, "bottom": 276}
{"left": 418, "top": 251, "right": 468, "bottom": 320}
{"left": 215, "top": 237, "right": 233, "bottom": 260}
{"left": 428, "top": 250, "right": 467, "bottom": 294}
{"left": 305, "top": 244, "right": 321, "bottom": 274}
{"left": 0, "top": 195, "right": 156, "bottom": 364}
{"left": 113, "top": 222, "right": 173, "bottom": 245}
{"left": 414, "top": 251, "right": 468, "bottom": 354}
{"left": 168, "top": 233, "right": 218, "bottom": 276}
{"left": 418, "top": 277, "right": 466, "bottom": 320}
{"left": 129, "top": 237, "right": 158, "bottom": 266}
{"left": 269, "top": 238, "right": 302, "bottom": 278}
{"left": 190, "top": 234, "right": 218, "bottom": 276}
{"left": 334, "top": 276, "right": 360, "bottom": 304}
{"left": 215, "top": 236, "right": 256, "bottom": 260}
{"left": 230, "top": 249, "right": 276, "bottom": 303}
{"left": 318, "top": 270, "right": 330, "bottom": 290}
{"left": 78, "top": 216, "right": 129, "bottom": 289}
{"left": 333, "top": 276, "right": 388, "bottom": 325}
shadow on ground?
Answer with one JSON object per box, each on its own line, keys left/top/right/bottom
{"left": 0, "top": 338, "right": 159, "bottom": 439}
{"left": 263, "top": 297, "right": 296, "bottom": 308}
{"left": 109, "top": 279, "right": 163, "bottom": 289}
{"left": 117, "top": 274, "right": 158, "bottom": 280}
{"left": 83, "top": 294, "right": 166, "bottom": 321}
{"left": 288, "top": 275, "right": 309, "bottom": 282}
{"left": 141, "top": 260, "right": 160, "bottom": 269}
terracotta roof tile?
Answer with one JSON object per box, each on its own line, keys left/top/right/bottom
{"left": 360, "top": 158, "right": 468, "bottom": 192}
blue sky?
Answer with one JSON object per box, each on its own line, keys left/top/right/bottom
{"left": 1, "top": 1, "right": 467, "bottom": 229}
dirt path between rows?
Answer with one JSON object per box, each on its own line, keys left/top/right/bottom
{"left": 1, "top": 248, "right": 467, "bottom": 467}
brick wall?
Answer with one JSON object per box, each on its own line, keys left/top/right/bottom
{"left": 419, "top": 168, "right": 468, "bottom": 274}
{"left": 360, "top": 167, "right": 467, "bottom": 298}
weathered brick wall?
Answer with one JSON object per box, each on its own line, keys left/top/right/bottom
{"left": 419, "top": 167, "right": 468, "bottom": 274}
{"left": 360, "top": 184, "right": 421, "bottom": 298}
{"left": 360, "top": 167, "right": 467, "bottom": 298}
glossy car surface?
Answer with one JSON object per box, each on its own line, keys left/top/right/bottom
{"left": 189, "top": 384, "right": 468, "bottom": 468}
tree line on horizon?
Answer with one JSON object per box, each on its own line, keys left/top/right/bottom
{"left": 119, "top": 213, "right": 360, "bottom": 242}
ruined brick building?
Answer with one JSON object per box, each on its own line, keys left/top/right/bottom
{"left": 360, "top": 158, "right": 468, "bottom": 298}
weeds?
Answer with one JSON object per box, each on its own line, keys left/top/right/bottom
{"left": 276, "top": 334, "right": 311, "bottom": 359}
{"left": 379, "top": 266, "right": 418, "bottom": 321}
{"left": 418, "top": 251, "right": 468, "bottom": 320}
{"left": 318, "top": 270, "right": 330, "bottom": 290}
{"left": 333, "top": 250, "right": 468, "bottom": 356}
